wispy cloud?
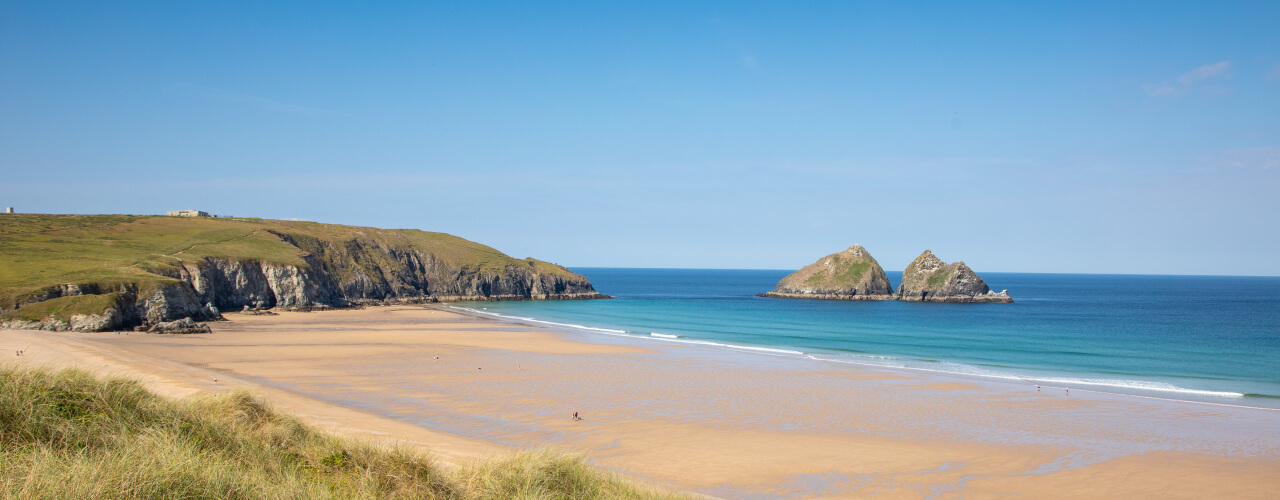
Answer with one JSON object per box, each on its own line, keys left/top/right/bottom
{"left": 1143, "top": 61, "right": 1231, "bottom": 97}
{"left": 183, "top": 85, "right": 340, "bottom": 116}
{"left": 1207, "top": 147, "right": 1280, "bottom": 170}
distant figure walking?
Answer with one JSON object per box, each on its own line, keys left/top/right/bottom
{"left": 1066, "top": 387, "right": 1070, "bottom": 395}
{"left": 1036, "top": 385, "right": 1040, "bottom": 391}
{"left": 572, "top": 411, "right": 580, "bottom": 421}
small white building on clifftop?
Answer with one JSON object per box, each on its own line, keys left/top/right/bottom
{"left": 167, "top": 210, "right": 209, "bottom": 217}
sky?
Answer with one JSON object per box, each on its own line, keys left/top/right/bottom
{"left": 2, "top": 1, "right": 1279, "bottom": 275}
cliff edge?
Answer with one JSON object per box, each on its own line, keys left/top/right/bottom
{"left": 0, "top": 215, "right": 606, "bottom": 332}
{"left": 896, "top": 250, "right": 1012, "bottom": 303}
{"left": 761, "top": 244, "right": 895, "bottom": 301}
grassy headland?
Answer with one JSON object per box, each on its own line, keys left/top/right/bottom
{"left": 0, "top": 214, "right": 592, "bottom": 325}
{"left": 0, "top": 366, "right": 690, "bottom": 499}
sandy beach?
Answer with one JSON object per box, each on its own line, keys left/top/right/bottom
{"left": 4, "top": 305, "right": 1278, "bottom": 499}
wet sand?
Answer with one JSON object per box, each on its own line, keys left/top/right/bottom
{"left": 4, "top": 305, "right": 1279, "bottom": 498}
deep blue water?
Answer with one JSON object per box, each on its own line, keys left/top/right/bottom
{"left": 461, "top": 269, "right": 1280, "bottom": 407}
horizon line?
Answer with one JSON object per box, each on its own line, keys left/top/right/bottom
{"left": 563, "top": 266, "right": 1280, "bottom": 279}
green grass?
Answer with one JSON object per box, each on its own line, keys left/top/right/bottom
{"left": 836, "top": 260, "right": 871, "bottom": 284}
{"left": 0, "top": 214, "right": 586, "bottom": 316}
{"left": 0, "top": 367, "right": 692, "bottom": 500}
{"left": 803, "top": 255, "right": 872, "bottom": 287}
{"left": 0, "top": 293, "right": 120, "bottom": 322}
{"left": 926, "top": 268, "right": 953, "bottom": 288}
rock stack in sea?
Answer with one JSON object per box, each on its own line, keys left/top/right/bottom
{"left": 762, "top": 245, "right": 1012, "bottom": 303}
{"left": 895, "top": 250, "right": 1012, "bottom": 303}
{"left": 761, "top": 244, "right": 896, "bottom": 300}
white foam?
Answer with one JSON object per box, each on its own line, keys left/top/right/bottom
{"left": 805, "top": 354, "right": 1245, "bottom": 398}
{"left": 1027, "top": 377, "right": 1245, "bottom": 398}
{"left": 452, "top": 307, "right": 627, "bottom": 334}
{"left": 650, "top": 333, "right": 679, "bottom": 339}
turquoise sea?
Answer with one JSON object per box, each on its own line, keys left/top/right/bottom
{"left": 460, "top": 269, "right": 1280, "bottom": 409}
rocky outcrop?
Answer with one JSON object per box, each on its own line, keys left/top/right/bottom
{"left": 761, "top": 245, "right": 895, "bottom": 300}
{"left": 0, "top": 283, "right": 217, "bottom": 333}
{"left": 896, "top": 250, "right": 1012, "bottom": 303}
{"left": 145, "top": 317, "right": 212, "bottom": 334}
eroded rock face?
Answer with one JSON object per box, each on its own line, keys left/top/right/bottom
{"left": 3, "top": 236, "right": 606, "bottom": 332}
{"left": 896, "top": 250, "right": 1012, "bottom": 303}
{"left": 763, "top": 245, "right": 895, "bottom": 300}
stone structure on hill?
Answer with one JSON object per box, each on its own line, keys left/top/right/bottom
{"left": 761, "top": 245, "right": 895, "bottom": 301}
{"left": 896, "top": 250, "right": 1012, "bottom": 303}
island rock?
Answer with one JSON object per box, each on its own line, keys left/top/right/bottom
{"left": 761, "top": 245, "right": 895, "bottom": 300}
{"left": 896, "top": 250, "right": 1012, "bottom": 303}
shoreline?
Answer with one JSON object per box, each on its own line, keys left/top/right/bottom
{"left": 5, "top": 304, "right": 1279, "bottom": 498}
{"left": 448, "top": 304, "right": 1274, "bottom": 410}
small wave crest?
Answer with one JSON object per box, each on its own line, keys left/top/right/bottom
{"left": 449, "top": 306, "right": 627, "bottom": 335}
{"left": 451, "top": 306, "right": 802, "bottom": 355}
{"left": 1027, "top": 377, "right": 1245, "bottom": 398}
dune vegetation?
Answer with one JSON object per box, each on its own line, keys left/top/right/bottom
{"left": 0, "top": 367, "right": 691, "bottom": 499}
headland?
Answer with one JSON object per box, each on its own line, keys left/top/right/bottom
{"left": 0, "top": 214, "right": 606, "bottom": 333}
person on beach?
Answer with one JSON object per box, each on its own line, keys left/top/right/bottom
{"left": 572, "top": 412, "right": 579, "bottom": 421}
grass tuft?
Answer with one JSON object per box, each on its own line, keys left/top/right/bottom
{"left": 0, "top": 367, "right": 690, "bottom": 499}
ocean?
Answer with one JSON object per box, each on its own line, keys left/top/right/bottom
{"left": 458, "top": 269, "right": 1280, "bottom": 409}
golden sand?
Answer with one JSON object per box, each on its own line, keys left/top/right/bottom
{"left": 4, "top": 306, "right": 1277, "bottom": 498}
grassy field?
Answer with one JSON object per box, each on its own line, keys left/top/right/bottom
{"left": 0, "top": 214, "right": 584, "bottom": 320}
{"left": 0, "top": 367, "right": 692, "bottom": 500}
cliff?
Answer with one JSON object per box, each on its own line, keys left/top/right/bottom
{"left": 761, "top": 244, "right": 895, "bottom": 300}
{"left": 896, "top": 250, "right": 1012, "bottom": 303}
{"left": 0, "top": 215, "right": 606, "bottom": 332}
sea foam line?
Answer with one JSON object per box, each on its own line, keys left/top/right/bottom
{"left": 455, "top": 307, "right": 627, "bottom": 335}
{"left": 804, "top": 354, "right": 1247, "bottom": 399}
{"left": 450, "top": 306, "right": 801, "bottom": 355}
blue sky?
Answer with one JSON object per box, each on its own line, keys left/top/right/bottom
{"left": 2, "top": 1, "right": 1278, "bottom": 275}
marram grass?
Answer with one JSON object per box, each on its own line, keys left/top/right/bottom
{"left": 0, "top": 367, "right": 693, "bottom": 500}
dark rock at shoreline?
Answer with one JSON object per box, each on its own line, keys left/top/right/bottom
{"left": 144, "top": 317, "right": 212, "bottom": 334}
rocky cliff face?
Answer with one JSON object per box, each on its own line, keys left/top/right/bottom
{"left": 896, "top": 250, "right": 1012, "bottom": 303}
{"left": 0, "top": 282, "right": 217, "bottom": 333}
{"left": 762, "top": 245, "right": 895, "bottom": 300}
{"left": 2, "top": 230, "right": 605, "bottom": 332}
